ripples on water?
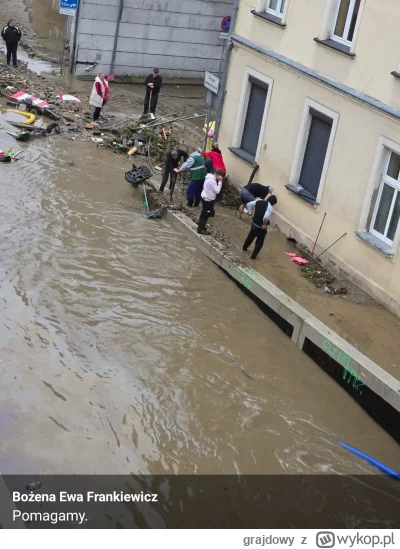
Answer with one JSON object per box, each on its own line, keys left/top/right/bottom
{"left": 0, "top": 134, "right": 399, "bottom": 477}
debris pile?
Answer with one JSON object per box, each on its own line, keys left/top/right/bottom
{"left": 146, "top": 188, "right": 232, "bottom": 248}
{"left": 286, "top": 240, "right": 348, "bottom": 294}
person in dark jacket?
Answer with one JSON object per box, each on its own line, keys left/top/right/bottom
{"left": 1, "top": 20, "right": 21, "bottom": 67}
{"left": 238, "top": 183, "right": 273, "bottom": 218}
{"left": 242, "top": 195, "right": 277, "bottom": 260}
{"left": 160, "top": 149, "right": 188, "bottom": 193}
{"left": 143, "top": 68, "right": 162, "bottom": 116}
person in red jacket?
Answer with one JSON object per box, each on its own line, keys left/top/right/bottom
{"left": 202, "top": 143, "right": 226, "bottom": 175}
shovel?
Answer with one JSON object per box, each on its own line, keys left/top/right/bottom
{"left": 148, "top": 90, "right": 155, "bottom": 120}
{"left": 141, "top": 182, "right": 164, "bottom": 219}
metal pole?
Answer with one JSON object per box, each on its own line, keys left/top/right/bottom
{"left": 110, "top": 0, "right": 124, "bottom": 75}
{"left": 203, "top": 103, "right": 212, "bottom": 150}
{"left": 214, "top": 0, "right": 240, "bottom": 140}
{"left": 60, "top": 16, "right": 67, "bottom": 76}
{"left": 311, "top": 212, "right": 327, "bottom": 256}
{"left": 316, "top": 233, "right": 347, "bottom": 260}
{"left": 146, "top": 113, "right": 208, "bottom": 128}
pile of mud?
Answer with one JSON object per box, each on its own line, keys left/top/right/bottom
{"left": 147, "top": 188, "right": 232, "bottom": 248}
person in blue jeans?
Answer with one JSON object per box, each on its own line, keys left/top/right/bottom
{"left": 174, "top": 149, "right": 207, "bottom": 207}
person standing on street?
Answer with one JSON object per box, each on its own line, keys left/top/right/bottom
{"left": 242, "top": 195, "right": 278, "bottom": 259}
{"left": 197, "top": 169, "right": 225, "bottom": 235}
{"left": 160, "top": 149, "right": 188, "bottom": 193}
{"left": 89, "top": 73, "right": 109, "bottom": 126}
{"left": 1, "top": 20, "right": 21, "bottom": 67}
{"left": 174, "top": 148, "right": 207, "bottom": 207}
{"left": 143, "top": 68, "right": 163, "bottom": 117}
{"left": 238, "top": 182, "right": 273, "bottom": 218}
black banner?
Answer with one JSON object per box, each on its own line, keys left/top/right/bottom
{"left": 1, "top": 475, "right": 399, "bottom": 528}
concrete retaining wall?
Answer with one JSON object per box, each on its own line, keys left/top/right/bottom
{"left": 72, "top": 0, "right": 232, "bottom": 78}
{"left": 167, "top": 210, "right": 400, "bottom": 421}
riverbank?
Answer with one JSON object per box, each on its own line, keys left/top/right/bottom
{"left": 0, "top": 0, "right": 61, "bottom": 64}
{"left": 161, "top": 206, "right": 400, "bottom": 442}
{"left": 146, "top": 180, "right": 400, "bottom": 384}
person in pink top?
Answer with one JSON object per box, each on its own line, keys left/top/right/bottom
{"left": 197, "top": 169, "right": 225, "bottom": 235}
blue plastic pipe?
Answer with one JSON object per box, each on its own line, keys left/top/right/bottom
{"left": 338, "top": 440, "right": 400, "bottom": 479}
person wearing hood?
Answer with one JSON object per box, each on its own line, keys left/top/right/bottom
{"left": 197, "top": 169, "right": 225, "bottom": 235}
{"left": 242, "top": 195, "right": 278, "bottom": 259}
{"left": 201, "top": 143, "right": 226, "bottom": 175}
{"left": 89, "top": 73, "right": 109, "bottom": 126}
{"left": 174, "top": 148, "right": 207, "bottom": 207}
{"left": 1, "top": 20, "right": 21, "bottom": 67}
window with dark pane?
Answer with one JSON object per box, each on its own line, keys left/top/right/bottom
{"left": 240, "top": 81, "right": 268, "bottom": 159}
{"left": 387, "top": 192, "right": 400, "bottom": 241}
{"left": 386, "top": 152, "right": 400, "bottom": 180}
{"left": 373, "top": 184, "right": 395, "bottom": 236}
{"left": 297, "top": 112, "right": 333, "bottom": 200}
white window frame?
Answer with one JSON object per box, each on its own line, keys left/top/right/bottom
{"left": 232, "top": 67, "right": 273, "bottom": 163}
{"left": 359, "top": 136, "right": 400, "bottom": 253}
{"left": 289, "top": 98, "right": 339, "bottom": 205}
{"left": 331, "top": 0, "right": 360, "bottom": 47}
{"left": 370, "top": 152, "right": 400, "bottom": 245}
{"left": 256, "top": 0, "right": 289, "bottom": 23}
{"left": 318, "top": 0, "right": 365, "bottom": 53}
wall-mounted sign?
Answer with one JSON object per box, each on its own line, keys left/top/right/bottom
{"left": 204, "top": 71, "right": 220, "bottom": 95}
{"left": 219, "top": 32, "right": 229, "bottom": 40}
{"left": 60, "top": 0, "right": 78, "bottom": 16}
{"left": 221, "top": 16, "right": 231, "bottom": 32}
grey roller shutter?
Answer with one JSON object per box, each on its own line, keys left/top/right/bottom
{"left": 240, "top": 81, "right": 268, "bottom": 159}
{"left": 298, "top": 114, "right": 332, "bottom": 200}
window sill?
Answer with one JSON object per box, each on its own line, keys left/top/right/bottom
{"left": 229, "top": 147, "right": 257, "bottom": 166}
{"left": 251, "top": 10, "right": 286, "bottom": 28}
{"left": 314, "top": 38, "right": 355, "bottom": 58}
{"left": 391, "top": 71, "right": 400, "bottom": 79}
{"left": 285, "top": 184, "right": 318, "bottom": 207}
{"left": 355, "top": 231, "right": 394, "bottom": 257}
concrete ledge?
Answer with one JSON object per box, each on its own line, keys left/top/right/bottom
{"left": 167, "top": 210, "right": 400, "bottom": 419}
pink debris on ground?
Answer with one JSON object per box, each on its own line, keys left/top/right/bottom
{"left": 284, "top": 252, "right": 297, "bottom": 257}
{"left": 291, "top": 256, "right": 309, "bottom": 265}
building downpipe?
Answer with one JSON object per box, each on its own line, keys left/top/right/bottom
{"left": 214, "top": 0, "right": 240, "bottom": 140}
{"left": 70, "top": 0, "right": 82, "bottom": 72}
{"left": 110, "top": 0, "right": 124, "bottom": 76}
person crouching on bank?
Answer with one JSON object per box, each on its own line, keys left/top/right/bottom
{"left": 197, "top": 169, "right": 225, "bottom": 235}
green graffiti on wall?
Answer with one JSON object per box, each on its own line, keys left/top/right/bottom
{"left": 235, "top": 267, "right": 253, "bottom": 290}
{"left": 323, "top": 340, "right": 366, "bottom": 394}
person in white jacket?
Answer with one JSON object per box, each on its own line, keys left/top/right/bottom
{"left": 89, "top": 74, "right": 109, "bottom": 126}
{"left": 197, "top": 169, "right": 225, "bottom": 235}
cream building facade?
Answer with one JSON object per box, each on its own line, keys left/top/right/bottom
{"left": 218, "top": 0, "right": 400, "bottom": 315}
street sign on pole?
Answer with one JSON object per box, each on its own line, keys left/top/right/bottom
{"left": 204, "top": 71, "right": 220, "bottom": 95}
{"left": 219, "top": 32, "right": 229, "bottom": 40}
{"left": 60, "top": 0, "right": 78, "bottom": 16}
{"left": 221, "top": 16, "right": 231, "bottom": 32}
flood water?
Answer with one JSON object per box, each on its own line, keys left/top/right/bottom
{"left": 0, "top": 108, "right": 399, "bottom": 476}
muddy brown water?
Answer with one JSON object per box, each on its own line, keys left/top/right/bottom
{"left": 0, "top": 107, "right": 400, "bottom": 476}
